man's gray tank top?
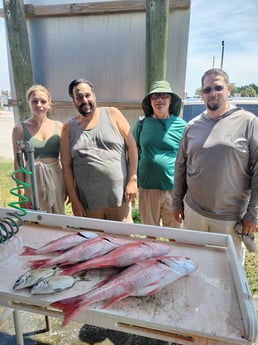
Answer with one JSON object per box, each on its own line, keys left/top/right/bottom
{"left": 69, "top": 107, "right": 128, "bottom": 210}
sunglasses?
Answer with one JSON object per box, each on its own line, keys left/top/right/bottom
{"left": 151, "top": 93, "right": 170, "bottom": 100}
{"left": 202, "top": 85, "right": 224, "bottom": 94}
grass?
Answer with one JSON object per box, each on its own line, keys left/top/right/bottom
{"left": 0, "top": 160, "right": 17, "bottom": 208}
{"left": 0, "top": 159, "right": 257, "bottom": 295}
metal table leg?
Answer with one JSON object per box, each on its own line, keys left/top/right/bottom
{"left": 13, "top": 310, "right": 24, "bottom": 345}
{"left": 45, "top": 315, "right": 52, "bottom": 332}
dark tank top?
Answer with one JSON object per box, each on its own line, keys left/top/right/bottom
{"left": 21, "top": 121, "right": 60, "bottom": 160}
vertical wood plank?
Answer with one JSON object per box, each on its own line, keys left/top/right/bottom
{"left": 3, "top": 0, "right": 33, "bottom": 121}
{"left": 146, "top": 0, "right": 169, "bottom": 92}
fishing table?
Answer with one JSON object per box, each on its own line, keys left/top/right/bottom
{"left": 0, "top": 208, "right": 257, "bottom": 345}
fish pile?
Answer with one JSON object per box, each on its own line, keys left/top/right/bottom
{"left": 29, "top": 235, "right": 130, "bottom": 269}
{"left": 13, "top": 230, "right": 198, "bottom": 326}
{"left": 52, "top": 255, "right": 198, "bottom": 327}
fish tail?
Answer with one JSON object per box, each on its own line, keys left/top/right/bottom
{"left": 51, "top": 295, "right": 82, "bottom": 311}
{"left": 51, "top": 295, "right": 86, "bottom": 327}
{"left": 62, "top": 308, "right": 80, "bottom": 327}
{"left": 21, "top": 246, "right": 36, "bottom": 256}
{"left": 29, "top": 259, "right": 51, "bottom": 269}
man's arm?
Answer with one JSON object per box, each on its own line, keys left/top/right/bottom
{"left": 172, "top": 134, "right": 188, "bottom": 222}
{"left": 243, "top": 116, "right": 258, "bottom": 234}
{"left": 109, "top": 107, "right": 138, "bottom": 203}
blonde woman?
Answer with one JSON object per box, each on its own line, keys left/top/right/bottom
{"left": 12, "top": 85, "right": 65, "bottom": 214}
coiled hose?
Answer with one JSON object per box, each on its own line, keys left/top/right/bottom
{"left": 0, "top": 167, "right": 31, "bottom": 244}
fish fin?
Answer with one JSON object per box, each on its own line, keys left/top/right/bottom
{"left": 21, "top": 246, "right": 36, "bottom": 256}
{"left": 29, "top": 259, "right": 51, "bottom": 269}
{"left": 74, "top": 276, "right": 83, "bottom": 282}
{"left": 101, "top": 293, "right": 129, "bottom": 309}
{"left": 94, "top": 275, "right": 115, "bottom": 288}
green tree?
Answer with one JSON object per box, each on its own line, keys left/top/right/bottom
{"left": 190, "top": 84, "right": 258, "bottom": 98}
{"left": 231, "top": 83, "right": 239, "bottom": 96}
{"left": 240, "top": 86, "right": 257, "bottom": 97}
{"left": 249, "top": 83, "right": 258, "bottom": 94}
{"left": 194, "top": 87, "right": 202, "bottom": 97}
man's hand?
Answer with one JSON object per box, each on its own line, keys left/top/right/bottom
{"left": 173, "top": 210, "right": 184, "bottom": 223}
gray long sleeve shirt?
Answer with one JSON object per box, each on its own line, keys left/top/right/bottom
{"left": 173, "top": 107, "right": 258, "bottom": 223}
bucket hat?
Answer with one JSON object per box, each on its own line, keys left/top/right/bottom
{"left": 142, "top": 80, "right": 182, "bottom": 117}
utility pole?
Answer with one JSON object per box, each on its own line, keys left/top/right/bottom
{"left": 3, "top": 0, "right": 33, "bottom": 121}
{"left": 220, "top": 40, "right": 225, "bottom": 69}
{"left": 212, "top": 56, "right": 215, "bottom": 68}
{"left": 146, "top": 0, "right": 169, "bottom": 92}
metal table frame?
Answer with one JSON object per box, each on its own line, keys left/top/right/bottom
{"left": 0, "top": 209, "right": 257, "bottom": 345}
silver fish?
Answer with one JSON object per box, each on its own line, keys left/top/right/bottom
{"left": 30, "top": 275, "right": 77, "bottom": 294}
{"left": 13, "top": 266, "right": 60, "bottom": 290}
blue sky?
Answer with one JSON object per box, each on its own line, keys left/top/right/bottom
{"left": 1, "top": 0, "right": 258, "bottom": 97}
{"left": 185, "top": 0, "right": 258, "bottom": 96}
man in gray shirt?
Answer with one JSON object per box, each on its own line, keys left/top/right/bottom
{"left": 173, "top": 68, "right": 258, "bottom": 261}
{"left": 61, "top": 79, "right": 138, "bottom": 221}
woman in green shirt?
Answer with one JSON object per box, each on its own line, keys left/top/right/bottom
{"left": 133, "top": 80, "right": 186, "bottom": 227}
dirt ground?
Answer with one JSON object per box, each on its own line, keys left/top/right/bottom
{"left": 0, "top": 307, "right": 172, "bottom": 345}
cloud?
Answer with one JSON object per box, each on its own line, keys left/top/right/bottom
{"left": 185, "top": 0, "right": 258, "bottom": 96}
{"left": 1, "top": 0, "right": 258, "bottom": 97}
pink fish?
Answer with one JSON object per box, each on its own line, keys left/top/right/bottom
{"left": 29, "top": 236, "right": 129, "bottom": 269}
{"left": 51, "top": 255, "right": 198, "bottom": 327}
{"left": 21, "top": 231, "right": 98, "bottom": 256}
{"left": 61, "top": 240, "right": 171, "bottom": 276}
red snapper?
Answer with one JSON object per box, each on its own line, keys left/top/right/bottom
{"left": 61, "top": 240, "right": 171, "bottom": 276}
{"left": 51, "top": 255, "right": 198, "bottom": 327}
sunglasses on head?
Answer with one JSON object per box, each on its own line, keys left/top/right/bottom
{"left": 202, "top": 85, "right": 224, "bottom": 94}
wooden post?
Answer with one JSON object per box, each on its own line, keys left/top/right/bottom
{"left": 3, "top": 0, "right": 33, "bottom": 121}
{"left": 146, "top": 0, "right": 169, "bottom": 92}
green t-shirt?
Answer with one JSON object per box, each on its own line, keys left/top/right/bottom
{"left": 133, "top": 115, "right": 186, "bottom": 190}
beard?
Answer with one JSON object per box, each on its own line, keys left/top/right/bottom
{"left": 78, "top": 103, "right": 94, "bottom": 117}
{"left": 207, "top": 103, "right": 220, "bottom": 111}
{"left": 206, "top": 98, "right": 222, "bottom": 111}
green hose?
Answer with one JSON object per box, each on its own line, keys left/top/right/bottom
{"left": 8, "top": 166, "right": 31, "bottom": 217}
{"left": 0, "top": 167, "right": 32, "bottom": 244}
